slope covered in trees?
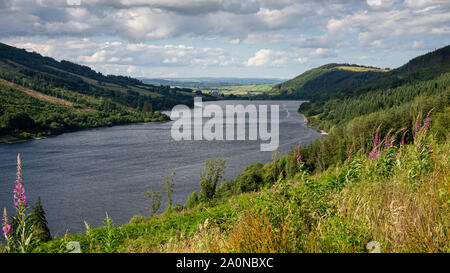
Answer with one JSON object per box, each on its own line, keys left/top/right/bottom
{"left": 270, "top": 45, "right": 450, "bottom": 103}
{"left": 271, "top": 63, "right": 389, "bottom": 100}
{"left": 299, "top": 46, "right": 450, "bottom": 136}
{"left": 0, "top": 42, "right": 216, "bottom": 142}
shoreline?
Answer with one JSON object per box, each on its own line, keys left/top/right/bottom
{"left": 300, "top": 113, "right": 328, "bottom": 136}
{"left": 0, "top": 119, "right": 171, "bottom": 145}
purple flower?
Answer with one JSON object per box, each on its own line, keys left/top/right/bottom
{"left": 249, "top": 199, "right": 253, "bottom": 206}
{"left": 369, "top": 150, "right": 376, "bottom": 160}
{"left": 14, "top": 154, "right": 27, "bottom": 213}
{"left": 296, "top": 143, "right": 302, "bottom": 166}
{"left": 424, "top": 118, "right": 430, "bottom": 128}
{"left": 2, "top": 208, "right": 10, "bottom": 239}
{"left": 390, "top": 136, "right": 395, "bottom": 147}
{"left": 418, "top": 142, "right": 423, "bottom": 149}
{"left": 414, "top": 123, "right": 419, "bottom": 130}
{"left": 400, "top": 131, "right": 407, "bottom": 147}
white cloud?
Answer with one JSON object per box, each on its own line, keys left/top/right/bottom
{"left": 412, "top": 40, "right": 424, "bottom": 49}
{"left": 310, "top": 48, "right": 338, "bottom": 58}
{"left": 2, "top": 37, "right": 236, "bottom": 75}
{"left": 246, "top": 49, "right": 289, "bottom": 67}
{"left": 246, "top": 49, "right": 312, "bottom": 67}
{"left": 296, "top": 57, "right": 308, "bottom": 64}
{"left": 0, "top": 0, "right": 449, "bottom": 77}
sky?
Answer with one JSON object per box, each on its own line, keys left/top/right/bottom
{"left": 0, "top": 0, "right": 449, "bottom": 79}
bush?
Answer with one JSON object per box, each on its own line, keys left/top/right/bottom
{"left": 199, "top": 158, "right": 226, "bottom": 202}
{"left": 185, "top": 191, "right": 199, "bottom": 209}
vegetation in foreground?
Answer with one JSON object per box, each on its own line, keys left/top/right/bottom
{"left": 1, "top": 111, "right": 448, "bottom": 253}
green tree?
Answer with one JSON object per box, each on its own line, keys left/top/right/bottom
{"left": 185, "top": 191, "right": 199, "bottom": 209}
{"left": 30, "top": 197, "right": 51, "bottom": 243}
{"left": 199, "top": 158, "right": 226, "bottom": 202}
{"left": 142, "top": 101, "right": 153, "bottom": 113}
{"left": 161, "top": 170, "right": 176, "bottom": 211}
{"left": 145, "top": 186, "right": 162, "bottom": 216}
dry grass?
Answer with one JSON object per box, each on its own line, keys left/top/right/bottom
{"left": 335, "top": 66, "right": 390, "bottom": 72}
{"left": 225, "top": 209, "right": 295, "bottom": 253}
{"left": 137, "top": 209, "right": 296, "bottom": 253}
{"left": 334, "top": 143, "right": 449, "bottom": 252}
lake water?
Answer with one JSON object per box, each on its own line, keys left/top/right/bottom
{"left": 0, "top": 100, "right": 321, "bottom": 235}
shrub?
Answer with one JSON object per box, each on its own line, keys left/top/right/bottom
{"left": 185, "top": 191, "right": 199, "bottom": 209}
{"left": 199, "top": 158, "right": 226, "bottom": 202}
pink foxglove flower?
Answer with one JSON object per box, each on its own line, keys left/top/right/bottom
{"left": 14, "top": 154, "right": 27, "bottom": 213}
{"left": 296, "top": 143, "right": 302, "bottom": 166}
{"left": 2, "top": 208, "right": 11, "bottom": 239}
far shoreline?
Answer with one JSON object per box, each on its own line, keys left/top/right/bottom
{"left": 0, "top": 119, "right": 171, "bottom": 145}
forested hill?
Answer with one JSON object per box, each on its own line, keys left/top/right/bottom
{"left": 0, "top": 42, "right": 214, "bottom": 142}
{"left": 272, "top": 63, "right": 389, "bottom": 100}
{"left": 0, "top": 42, "right": 215, "bottom": 111}
{"left": 273, "top": 45, "right": 450, "bottom": 101}
{"left": 297, "top": 45, "right": 450, "bottom": 135}
{"left": 400, "top": 45, "right": 450, "bottom": 73}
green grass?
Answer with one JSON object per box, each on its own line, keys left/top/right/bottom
{"left": 202, "top": 84, "right": 276, "bottom": 96}
{"left": 335, "top": 66, "right": 390, "bottom": 72}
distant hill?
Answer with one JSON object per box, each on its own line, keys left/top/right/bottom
{"left": 140, "top": 77, "right": 285, "bottom": 88}
{"left": 272, "top": 64, "right": 388, "bottom": 100}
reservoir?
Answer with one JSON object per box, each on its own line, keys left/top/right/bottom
{"left": 0, "top": 100, "right": 321, "bottom": 235}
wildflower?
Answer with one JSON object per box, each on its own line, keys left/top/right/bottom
{"left": 390, "top": 136, "right": 395, "bottom": 147}
{"left": 418, "top": 142, "right": 423, "bottom": 150}
{"left": 348, "top": 141, "right": 355, "bottom": 160}
{"left": 249, "top": 199, "right": 253, "bottom": 206}
{"left": 296, "top": 143, "right": 302, "bottom": 166}
{"left": 374, "top": 134, "right": 379, "bottom": 145}
{"left": 423, "top": 109, "right": 433, "bottom": 129}
{"left": 14, "top": 154, "right": 27, "bottom": 213}
{"left": 369, "top": 150, "right": 376, "bottom": 160}
{"left": 424, "top": 118, "right": 430, "bottom": 128}
{"left": 2, "top": 208, "right": 11, "bottom": 239}
{"left": 400, "top": 131, "right": 407, "bottom": 147}
{"left": 414, "top": 122, "right": 419, "bottom": 130}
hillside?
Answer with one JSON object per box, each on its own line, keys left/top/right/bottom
{"left": 272, "top": 45, "right": 450, "bottom": 102}
{"left": 298, "top": 45, "right": 450, "bottom": 133}
{"left": 0, "top": 42, "right": 216, "bottom": 142}
{"left": 271, "top": 63, "right": 389, "bottom": 100}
